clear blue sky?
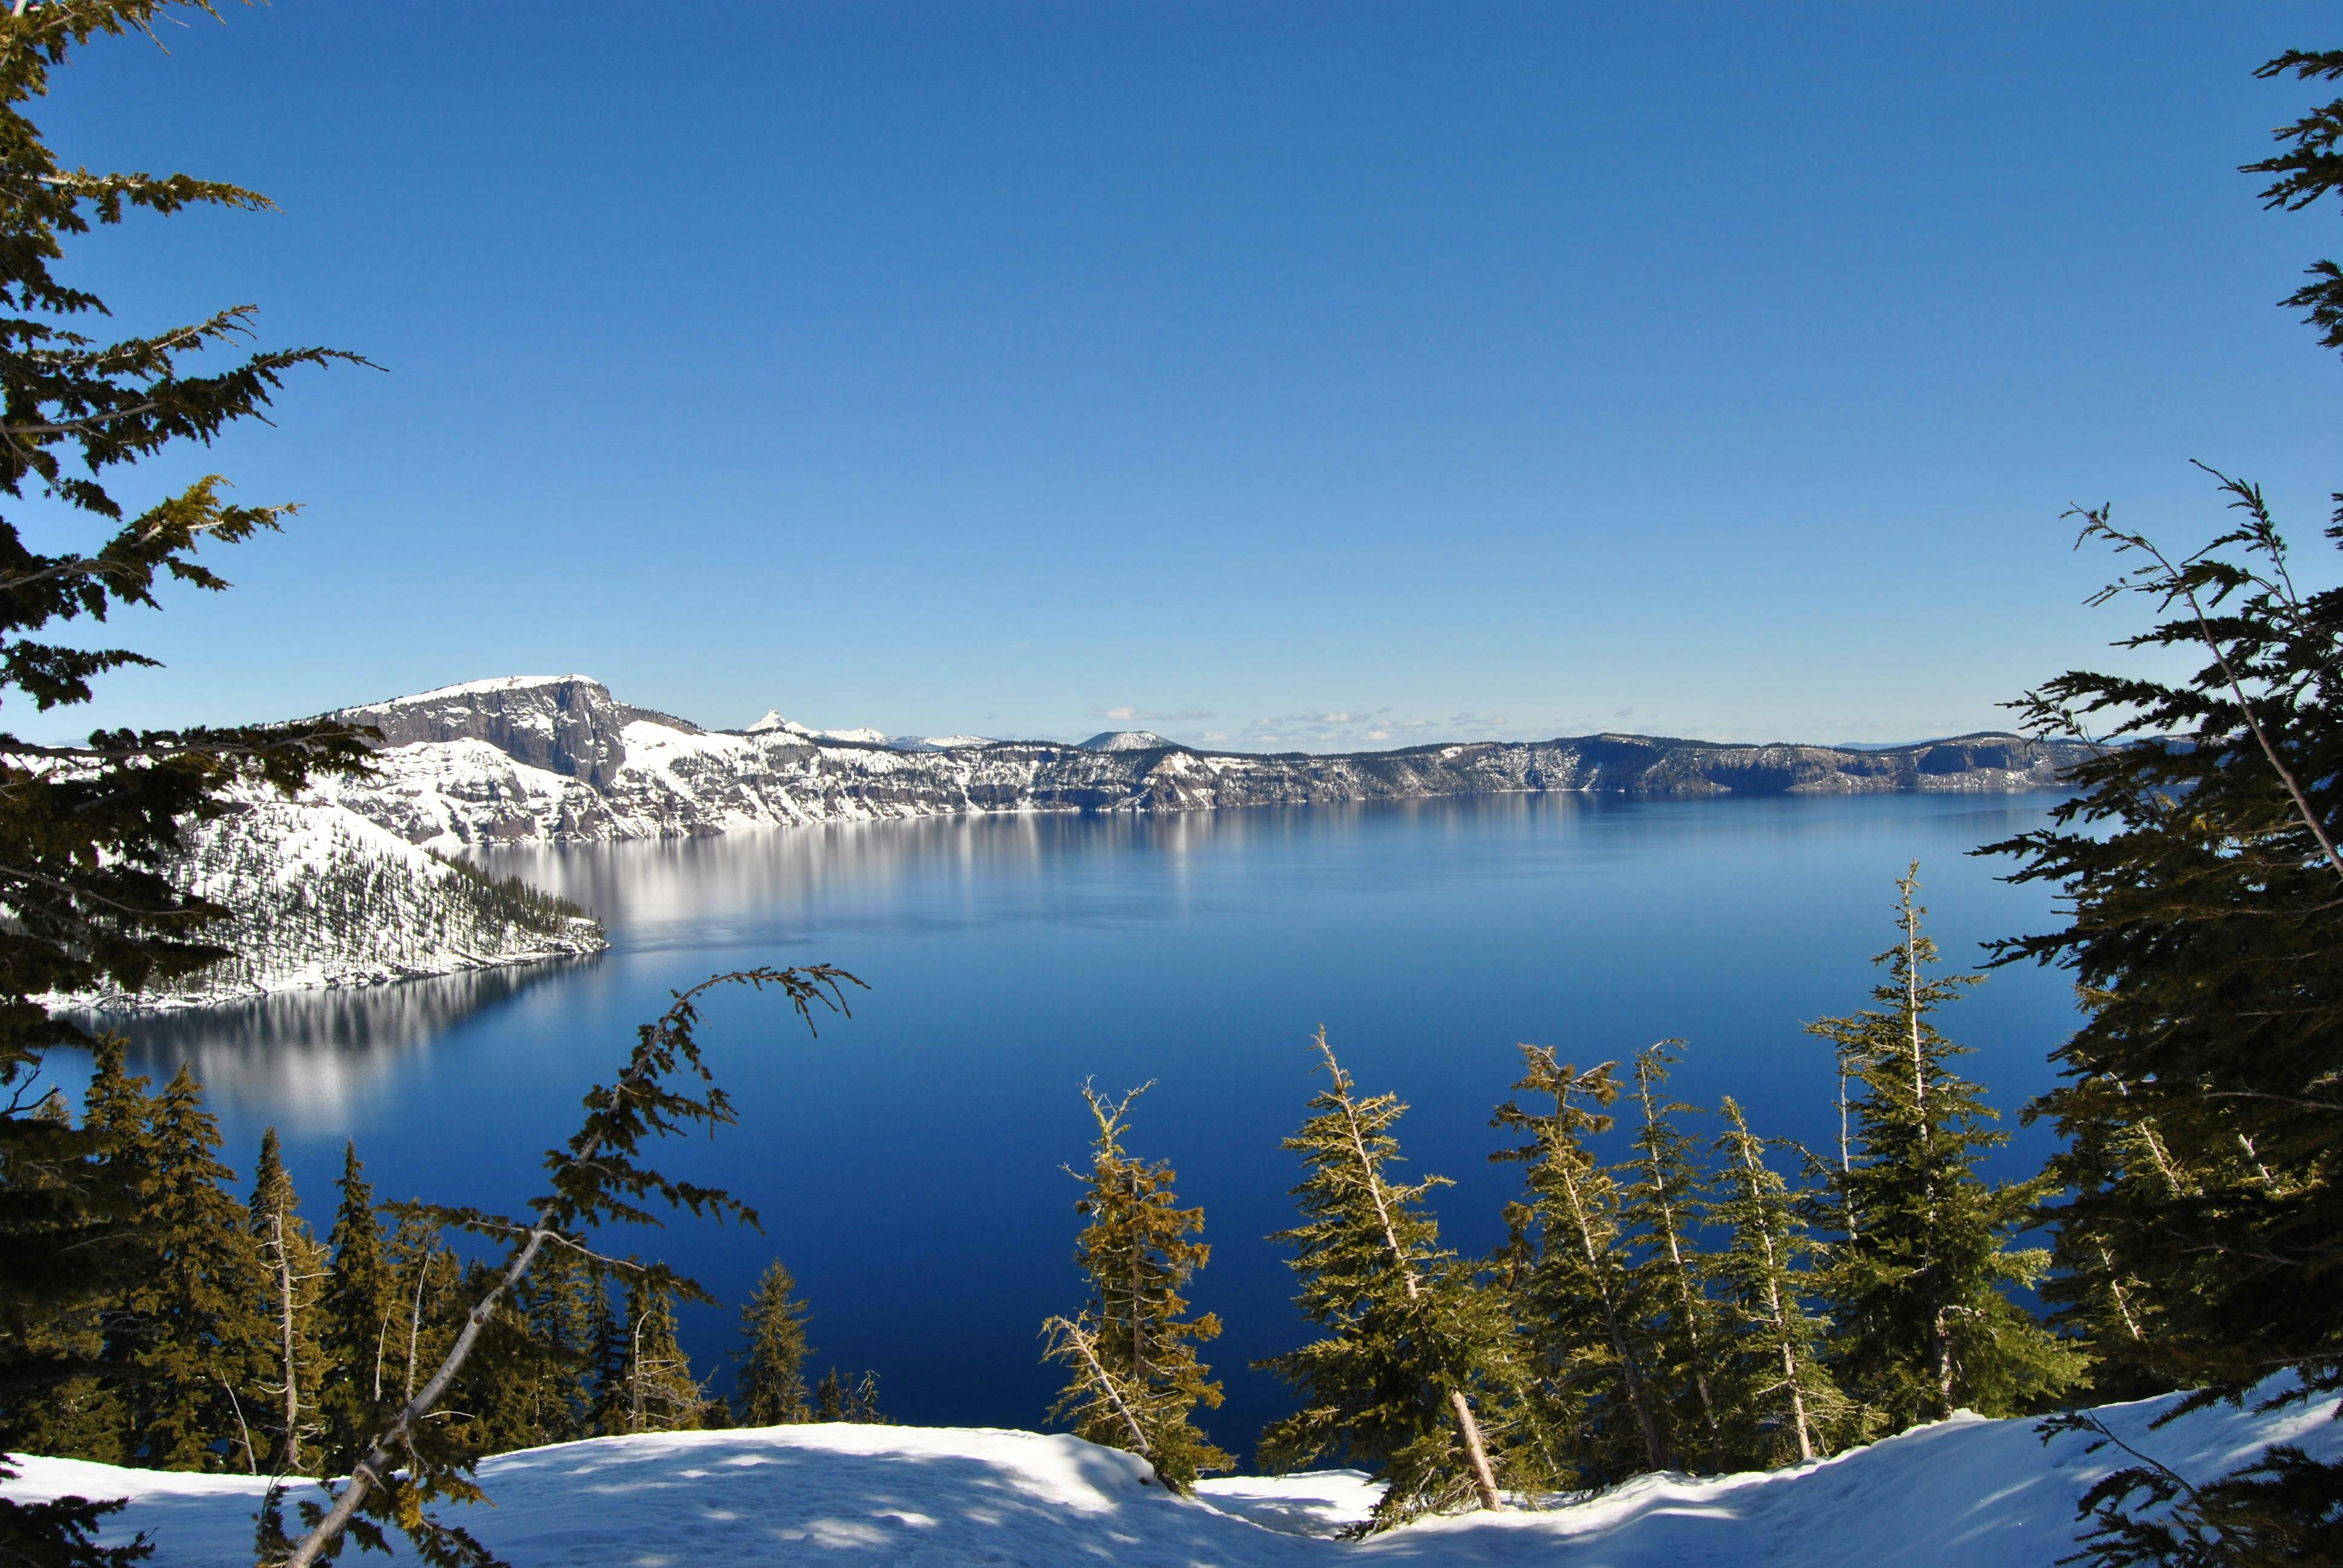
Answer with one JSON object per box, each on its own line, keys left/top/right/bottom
{"left": 21, "top": 1, "right": 2343, "bottom": 748}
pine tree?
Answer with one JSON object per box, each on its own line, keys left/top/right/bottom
{"left": 247, "top": 1129, "right": 327, "bottom": 1474}
{"left": 1619, "top": 1042, "right": 1725, "bottom": 1471}
{"left": 618, "top": 1279, "right": 704, "bottom": 1436}
{"left": 0, "top": 3, "right": 367, "bottom": 1551}
{"left": 1041, "top": 1080, "right": 1231, "bottom": 1491}
{"left": 810, "top": 1367, "right": 848, "bottom": 1422}
{"left": 808, "top": 1367, "right": 887, "bottom": 1425}
{"left": 523, "top": 1246, "right": 598, "bottom": 1445}
{"left": 1257, "top": 1029, "right": 1522, "bottom": 1528}
{"left": 0, "top": 1042, "right": 149, "bottom": 1465}
{"left": 1492, "top": 1048, "right": 1666, "bottom": 1482}
{"left": 734, "top": 1260, "right": 813, "bottom": 1426}
{"left": 1807, "top": 870, "right": 2081, "bottom": 1429}
{"left": 316, "top": 1143, "right": 396, "bottom": 1472}
{"left": 1705, "top": 1097, "right": 1845, "bottom": 1469}
{"left": 122, "top": 1067, "right": 270, "bottom": 1472}
{"left": 382, "top": 1212, "right": 459, "bottom": 1413}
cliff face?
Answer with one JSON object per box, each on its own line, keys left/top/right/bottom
{"left": 309, "top": 677, "right": 2089, "bottom": 850}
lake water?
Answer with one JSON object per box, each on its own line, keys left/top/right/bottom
{"left": 83, "top": 791, "right": 2079, "bottom": 1455}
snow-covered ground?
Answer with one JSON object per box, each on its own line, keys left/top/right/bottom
{"left": 9, "top": 1382, "right": 2335, "bottom": 1566}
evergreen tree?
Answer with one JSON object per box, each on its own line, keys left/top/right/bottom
{"left": 809, "top": 1367, "right": 888, "bottom": 1425}
{"left": 734, "top": 1259, "right": 813, "bottom": 1426}
{"left": 246, "top": 1129, "right": 327, "bottom": 1474}
{"left": 0, "top": 1042, "right": 148, "bottom": 1465}
{"left": 1257, "top": 1029, "right": 1521, "bottom": 1528}
{"left": 316, "top": 1142, "right": 396, "bottom": 1473}
{"left": 1491, "top": 1048, "right": 1666, "bottom": 1481}
{"left": 1807, "top": 870, "right": 2081, "bottom": 1429}
{"left": 1041, "top": 1080, "right": 1231, "bottom": 1491}
{"left": 0, "top": 2, "right": 365, "bottom": 1552}
{"left": 1705, "top": 1098, "right": 1845, "bottom": 1469}
{"left": 617, "top": 1279, "right": 704, "bottom": 1436}
{"left": 1619, "top": 1042, "right": 1725, "bottom": 1470}
{"left": 523, "top": 1245, "right": 598, "bottom": 1445}
{"left": 382, "top": 1212, "right": 459, "bottom": 1412}
{"left": 586, "top": 1270, "right": 629, "bottom": 1437}
{"left": 121, "top": 1067, "right": 269, "bottom": 1472}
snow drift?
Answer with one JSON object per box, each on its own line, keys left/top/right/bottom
{"left": 7, "top": 1382, "right": 2335, "bottom": 1566}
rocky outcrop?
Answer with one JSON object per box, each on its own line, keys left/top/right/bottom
{"left": 304, "top": 678, "right": 2093, "bottom": 851}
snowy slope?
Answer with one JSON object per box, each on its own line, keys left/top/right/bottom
{"left": 45, "top": 794, "right": 606, "bottom": 1010}
{"left": 9, "top": 1382, "right": 2335, "bottom": 1567}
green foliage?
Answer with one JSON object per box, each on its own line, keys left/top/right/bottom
{"left": 612, "top": 1279, "right": 705, "bottom": 1437}
{"left": 281, "top": 964, "right": 860, "bottom": 1567}
{"left": 2244, "top": 50, "right": 2343, "bottom": 356}
{"left": 1490, "top": 1048, "right": 1665, "bottom": 1482}
{"left": 1257, "top": 1029, "right": 1524, "bottom": 1529}
{"left": 809, "top": 1367, "right": 886, "bottom": 1424}
{"left": 316, "top": 1144, "right": 396, "bottom": 1474}
{"left": 120, "top": 1067, "right": 267, "bottom": 1472}
{"left": 1041, "top": 1082, "right": 1231, "bottom": 1491}
{"left": 1993, "top": 487, "right": 2343, "bottom": 1403}
{"left": 0, "top": 11, "right": 369, "bottom": 1556}
{"left": 247, "top": 1129, "right": 328, "bottom": 1474}
{"left": 1807, "top": 870, "right": 2081, "bottom": 1429}
{"left": 1618, "top": 1043, "right": 1727, "bottom": 1471}
{"left": 734, "top": 1260, "right": 813, "bottom": 1426}
{"left": 1703, "top": 1097, "right": 1847, "bottom": 1468}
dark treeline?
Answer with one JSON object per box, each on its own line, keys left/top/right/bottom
{"left": 0, "top": 1044, "right": 889, "bottom": 1484}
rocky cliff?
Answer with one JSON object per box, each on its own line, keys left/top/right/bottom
{"left": 311, "top": 676, "right": 2091, "bottom": 851}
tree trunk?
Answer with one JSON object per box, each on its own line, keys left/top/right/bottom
{"left": 1553, "top": 1157, "right": 1665, "bottom": 1471}
{"left": 1337, "top": 1091, "right": 1502, "bottom": 1512}
{"left": 270, "top": 1210, "right": 301, "bottom": 1473}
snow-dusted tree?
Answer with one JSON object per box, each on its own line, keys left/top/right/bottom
{"left": 1042, "top": 1080, "right": 1231, "bottom": 1491}
{"left": 246, "top": 1129, "right": 327, "bottom": 1474}
{"left": 1619, "top": 1042, "right": 1725, "bottom": 1469}
{"left": 734, "top": 1259, "right": 813, "bottom": 1426}
{"left": 1258, "top": 1028, "right": 1522, "bottom": 1529}
{"left": 1705, "top": 1097, "right": 1844, "bottom": 1468}
{"left": 1492, "top": 1048, "right": 1665, "bottom": 1481}
{"left": 1808, "top": 871, "right": 2080, "bottom": 1429}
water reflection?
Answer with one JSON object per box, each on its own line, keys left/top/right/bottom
{"left": 78, "top": 958, "right": 593, "bottom": 1128}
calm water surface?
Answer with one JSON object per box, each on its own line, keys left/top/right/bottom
{"left": 84, "top": 792, "right": 2079, "bottom": 1453}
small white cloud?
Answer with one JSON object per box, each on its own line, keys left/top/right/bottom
{"left": 1101, "top": 705, "right": 1137, "bottom": 721}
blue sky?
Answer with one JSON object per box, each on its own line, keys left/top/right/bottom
{"left": 19, "top": 1, "right": 2343, "bottom": 748}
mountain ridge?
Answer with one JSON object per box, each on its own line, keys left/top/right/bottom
{"left": 305, "top": 677, "right": 2095, "bottom": 851}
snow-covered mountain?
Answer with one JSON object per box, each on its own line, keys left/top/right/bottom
{"left": 10, "top": 1378, "right": 2333, "bottom": 1566}
{"left": 1080, "top": 728, "right": 1176, "bottom": 751}
{"left": 309, "top": 676, "right": 2094, "bottom": 851}
{"left": 48, "top": 791, "right": 606, "bottom": 1011}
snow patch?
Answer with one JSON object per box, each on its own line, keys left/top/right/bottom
{"left": 7, "top": 1381, "right": 2336, "bottom": 1566}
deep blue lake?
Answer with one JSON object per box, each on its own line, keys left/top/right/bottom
{"left": 80, "top": 791, "right": 2079, "bottom": 1457}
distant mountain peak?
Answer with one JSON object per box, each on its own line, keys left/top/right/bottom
{"left": 1080, "top": 730, "right": 1175, "bottom": 752}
